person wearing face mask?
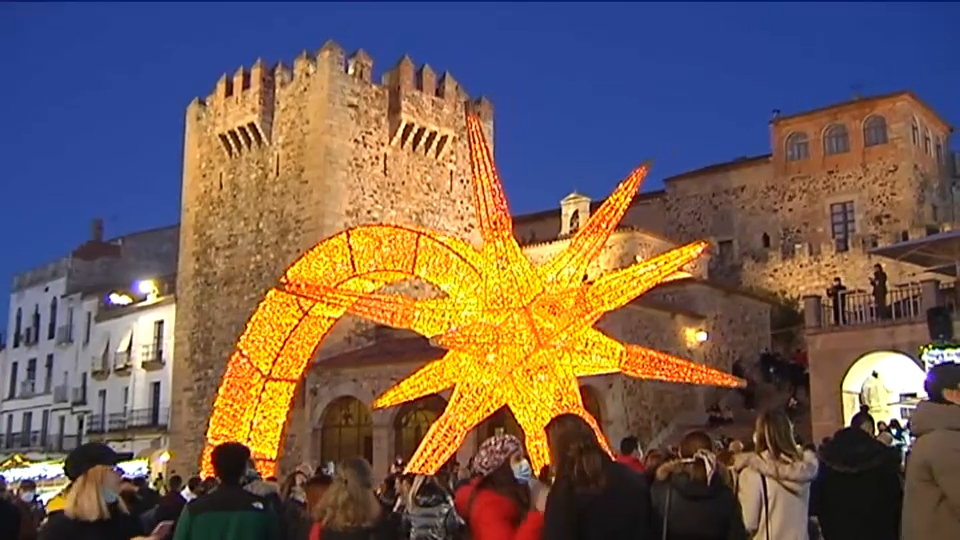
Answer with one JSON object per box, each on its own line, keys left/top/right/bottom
{"left": 38, "top": 442, "right": 172, "bottom": 540}
{"left": 13, "top": 479, "right": 46, "bottom": 540}
{"left": 454, "top": 434, "right": 545, "bottom": 540}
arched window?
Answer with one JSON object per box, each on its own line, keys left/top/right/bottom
{"left": 48, "top": 297, "right": 58, "bottom": 340}
{"left": 13, "top": 308, "right": 22, "bottom": 347}
{"left": 911, "top": 119, "right": 919, "bottom": 145}
{"left": 477, "top": 406, "right": 524, "bottom": 448}
{"left": 319, "top": 396, "right": 373, "bottom": 465}
{"left": 579, "top": 385, "right": 604, "bottom": 429}
{"left": 393, "top": 394, "right": 446, "bottom": 461}
{"left": 569, "top": 209, "right": 580, "bottom": 233}
{"left": 785, "top": 132, "right": 809, "bottom": 162}
{"left": 31, "top": 305, "right": 40, "bottom": 340}
{"left": 923, "top": 130, "right": 931, "bottom": 154}
{"left": 761, "top": 232, "right": 771, "bottom": 249}
{"left": 863, "top": 116, "right": 888, "bottom": 147}
{"left": 823, "top": 124, "right": 850, "bottom": 155}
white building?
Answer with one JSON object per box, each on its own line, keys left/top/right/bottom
{"left": 0, "top": 220, "right": 178, "bottom": 470}
{"left": 85, "top": 282, "right": 174, "bottom": 468}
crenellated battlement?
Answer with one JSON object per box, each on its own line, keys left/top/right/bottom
{"left": 190, "top": 40, "right": 494, "bottom": 161}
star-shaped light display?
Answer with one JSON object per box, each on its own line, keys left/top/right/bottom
{"left": 201, "top": 114, "right": 742, "bottom": 478}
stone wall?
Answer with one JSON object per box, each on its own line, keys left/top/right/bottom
{"left": 171, "top": 41, "right": 492, "bottom": 473}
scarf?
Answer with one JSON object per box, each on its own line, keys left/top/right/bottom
{"left": 680, "top": 449, "right": 718, "bottom": 484}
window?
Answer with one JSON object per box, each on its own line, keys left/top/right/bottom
{"left": 47, "top": 297, "right": 57, "bottom": 340}
{"left": 21, "top": 411, "right": 32, "bottom": 442}
{"left": 31, "top": 306, "right": 40, "bottom": 342}
{"left": 911, "top": 119, "right": 919, "bottom": 145}
{"left": 830, "top": 201, "right": 856, "bottom": 252}
{"left": 83, "top": 312, "right": 92, "bottom": 345}
{"left": 40, "top": 410, "right": 49, "bottom": 446}
{"left": 924, "top": 130, "right": 931, "bottom": 154}
{"left": 13, "top": 308, "right": 21, "bottom": 348}
{"left": 43, "top": 354, "right": 53, "bottom": 393}
{"left": 824, "top": 124, "right": 850, "bottom": 155}
{"left": 26, "top": 358, "right": 37, "bottom": 385}
{"left": 717, "top": 240, "right": 735, "bottom": 263}
{"left": 935, "top": 139, "right": 943, "bottom": 164}
{"left": 4, "top": 416, "right": 11, "bottom": 448}
{"left": 568, "top": 209, "right": 580, "bottom": 233}
{"left": 7, "top": 362, "right": 17, "bottom": 399}
{"left": 863, "top": 116, "right": 888, "bottom": 147}
{"left": 785, "top": 132, "right": 810, "bottom": 162}
{"left": 761, "top": 232, "right": 771, "bottom": 249}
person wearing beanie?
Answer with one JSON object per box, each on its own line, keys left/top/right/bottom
{"left": 453, "top": 434, "right": 544, "bottom": 540}
{"left": 902, "top": 361, "right": 960, "bottom": 540}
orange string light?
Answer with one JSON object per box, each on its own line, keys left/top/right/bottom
{"left": 201, "top": 114, "right": 744, "bottom": 478}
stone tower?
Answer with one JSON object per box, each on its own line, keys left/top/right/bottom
{"left": 170, "top": 40, "right": 494, "bottom": 473}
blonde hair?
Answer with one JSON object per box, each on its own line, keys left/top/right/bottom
{"left": 313, "top": 458, "right": 381, "bottom": 531}
{"left": 754, "top": 410, "right": 802, "bottom": 462}
{"left": 64, "top": 466, "right": 127, "bottom": 521}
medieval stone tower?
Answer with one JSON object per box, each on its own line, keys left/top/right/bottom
{"left": 170, "top": 40, "right": 494, "bottom": 473}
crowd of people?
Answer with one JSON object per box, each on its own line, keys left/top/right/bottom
{"left": 0, "top": 360, "right": 957, "bottom": 540}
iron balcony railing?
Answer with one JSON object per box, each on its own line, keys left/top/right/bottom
{"left": 0, "top": 432, "right": 80, "bottom": 452}
{"left": 140, "top": 342, "right": 169, "bottom": 366}
{"left": 114, "top": 351, "right": 132, "bottom": 370}
{"left": 53, "top": 384, "right": 69, "bottom": 403}
{"left": 18, "top": 379, "right": 37, "bottom": 399}
{"left": 56, "top": 325, "right": 74, "bottom": 345}
{"left": 820, "top": 283, "right": 923, "bottom": 327}
{"left": 71, "top": 386, "right": 88, "bottom": 405}
{"left": 88, "top": 407, "right": 170, "bottom": 434}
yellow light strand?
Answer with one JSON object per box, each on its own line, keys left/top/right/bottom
{"left": 202, "top": 114, "right": 743, "bottom": 478}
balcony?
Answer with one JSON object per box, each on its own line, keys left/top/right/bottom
{"left": 88, "top": 407, "right": 169, "bottom": 435}
{"left": 18, "top": 379, "right": 38, "bottom": 399}
{"left": 114, "top": 351, "right": 133, "bottom": 374}
{"left": 55, "top": 325, "right": 74, "bottom": 346}
{"left": 91, "top": 355, "right": 110, "bottom": 379}
{"left": 805, "top": 281, "right": 936, "bottom": 330}
{"left": 53, "top": 384, "right": 69, "bottom": 403}
{"left": 0, "top": 432, "right": 80, "bottom": 453}
{"left": 71, "top": 386, "right": 88, "bottom": 405}
{"left": 140, "top": 342, "right": 169, "bottom": 370}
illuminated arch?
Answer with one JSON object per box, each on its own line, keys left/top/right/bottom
{"left": 202, "top": 224, "right": 485, "bottom": 477}
{"left": 839, "top": 350, "right": 926, "bottom": 426}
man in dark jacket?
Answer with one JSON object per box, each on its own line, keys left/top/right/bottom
{"left": 812, "top": 409, "right": 903, "bottom": 540}
{"left": 0, "top": 478, "right": 23, "bottom": 540}
{"left": 171, "top": 442, "right": 281, "bottom": 540}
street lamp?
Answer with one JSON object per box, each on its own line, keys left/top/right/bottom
{"left": 136, "top": 280, "right": 159, "bottom": 300}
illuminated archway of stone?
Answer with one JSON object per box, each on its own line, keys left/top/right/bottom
{"left": 840, "top": 350, "right": 926, "bottom": 427}
{"left": 200, "top": 224, "right": 485, "bottom": 477}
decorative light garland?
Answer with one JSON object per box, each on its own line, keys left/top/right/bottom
{"left": 202, "top": 114, "right": 744, "bottom": 478}
{"left": 919, "top": 341, "right": 960, "bottom": 371}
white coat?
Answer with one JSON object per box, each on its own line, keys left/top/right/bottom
{"left": 735, "top": 449, "right": 819, "bottom": 540}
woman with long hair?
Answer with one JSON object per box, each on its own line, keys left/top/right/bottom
{"left": 734, "top": 409, "right": 818, "bottom": 540}
{"left": 453, "top": 433, "right": 544, "bottom": 540}
{"left": 39, "top": 443, "right": 170, "bottom": 540}
{"left": 651, "top": 430, "right": 746, "bottom": 540}
{"left": 401, "top": 475, "right": 461, "bottom": 540}
{"left": 310, "top": 457, "right": 391, "bottom": 539}
{"left": 541, "top": 413, "right": 651, "bottom": 539}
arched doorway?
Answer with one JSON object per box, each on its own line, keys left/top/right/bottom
{"left": 319, "top": 396, "right": 374, "bottom": 465}
{"left": 394, "top": 394, "right": 447, "bottom": 461}
{"left": 580, "top": 385, "right": 603, "bottom": 430}
{"left": 840, "top": 351, "right": 926, "bottom": 427}
{"left": 476, "top": 406, "right": 524, "bottom": 448}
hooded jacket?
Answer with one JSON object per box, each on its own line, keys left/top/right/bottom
{"left": 171, "top": 483, "right": 282, "bottom": 540}
{"left": 650, "top": 460, "right": 746, "bottom": 540}
{"left": 902, "top": 401, "right": 960, "bottom": 540}
{"left": 453, "top": 477, "right": 543, "bottom": 540}
{"left": 734, "top": 450, "right": 818, "bottom": 540}
{"left": 811, "top": 426, "right": 902, "bottom": 540}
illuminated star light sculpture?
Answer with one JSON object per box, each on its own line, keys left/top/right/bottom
{"left": 201, "top": 114, "right": 743, "bottom": 478}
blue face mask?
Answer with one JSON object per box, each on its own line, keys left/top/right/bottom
{"left": 511, "top": 459, "right": 532, "bottom": 484}
{"left": 102, "top": 489, "right": 119, "bottom": 504}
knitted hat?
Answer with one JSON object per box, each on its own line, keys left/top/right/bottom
{"left": 472, "top": 434, "right": 522, "bottom": 477}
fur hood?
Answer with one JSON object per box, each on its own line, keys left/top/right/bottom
{"left": 243, "top": 478, "right": 280, "bottom": 498}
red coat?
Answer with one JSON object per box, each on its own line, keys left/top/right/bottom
{"left": 454, "top": 478, "right": 543, "bottom": 540}
{"left": 615, "top": 455, "right": 645, "bottom": 474}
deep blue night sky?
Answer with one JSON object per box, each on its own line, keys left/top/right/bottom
{"left": 2, "top": 2, "right": 959, "bottom": 333}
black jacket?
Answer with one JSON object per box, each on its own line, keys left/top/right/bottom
{"left": 811, "top": 427, "right": 903, "bottom": 540}
{"left": 38, "top": 503, "right": 144, "bottom": 540}
{"left": 0, "top": 497, "right": 23, "bottom": 540}
{"left": 543, "top": 459, "right": 652, "bottom": 540}
{"left": 650, "top": 461, "right": 746, "bottom": 540}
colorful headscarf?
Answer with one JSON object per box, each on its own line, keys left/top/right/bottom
{"left": 472, "top": 434, "right": 522, "bottom": 477}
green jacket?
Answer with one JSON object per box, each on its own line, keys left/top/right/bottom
{"left": 171, "top": 484, "right": 282, "bottom": 540}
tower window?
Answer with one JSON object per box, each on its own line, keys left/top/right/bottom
{"left": 785, "top": 132, "right": 809, "bottom": 162}
{"left": 823, "top": 124, "right": 850, "bottom": 155}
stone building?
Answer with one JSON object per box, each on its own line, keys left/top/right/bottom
{"left": 169, "top": 40, "right": 774, "bottom": 476}
{"left": 516, "top": 91, "right": 955, "bottom": 300}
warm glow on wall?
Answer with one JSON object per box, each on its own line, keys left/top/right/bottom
{"left": 202, "top": 114, "right": 744, "bottom": 478}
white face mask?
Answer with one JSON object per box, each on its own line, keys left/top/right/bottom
{"left": 20, "top": 492, "right": 35, "bottom": 503}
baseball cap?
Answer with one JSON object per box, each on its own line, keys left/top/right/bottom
{"left": 64, "top": 442, "right": 124, "bottom": 481}
{"left": 924, "top": 362, "right": 960, "bottom": 404}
